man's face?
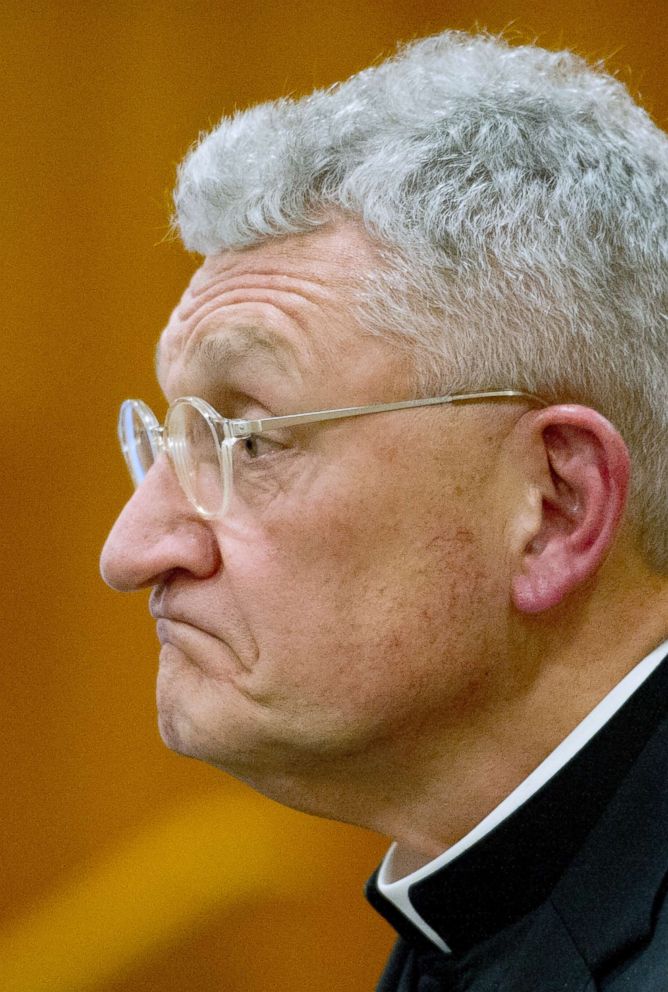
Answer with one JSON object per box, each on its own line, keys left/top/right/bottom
{"left": 100, "top": 220, "right": 515, "bottom": 807}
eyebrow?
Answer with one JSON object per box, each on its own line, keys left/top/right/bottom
{"left": 155, "top": 325, "right": 303, "bottom": 390}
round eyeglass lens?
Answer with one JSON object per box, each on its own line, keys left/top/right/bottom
{"left": 167, "top": 400, "right": 226, "bottom": 516}
{"left": 119, "top": 401, "right": 157, "bottom": 487}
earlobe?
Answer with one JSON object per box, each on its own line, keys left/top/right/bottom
{"left": 511, "top": 406, "right": 630, "bottom": 614}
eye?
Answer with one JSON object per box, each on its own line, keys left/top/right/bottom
{"left": 241, "top": 433, "right": 285, "bottom": 460}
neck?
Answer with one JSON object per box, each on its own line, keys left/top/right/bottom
{"left": 374, "top": 545, "right": 668, "bottom": 862}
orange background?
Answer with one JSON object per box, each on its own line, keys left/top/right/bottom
{"left": 1, "top": 3, "right": 665, "bottom": 990}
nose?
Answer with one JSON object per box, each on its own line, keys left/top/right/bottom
{"left": 100, "top": 454, "right": 221, "bottom": 591}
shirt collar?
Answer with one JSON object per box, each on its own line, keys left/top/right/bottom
{"left": 366, "top": 639, "right": 668, "bottom": 955}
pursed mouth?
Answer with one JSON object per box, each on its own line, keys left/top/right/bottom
{"left": 155, "top": 616, "right": 214, "bottom": 645}
{"left": 154, "top": 617, "right": 253, "bottom": 676}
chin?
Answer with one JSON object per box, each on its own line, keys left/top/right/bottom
{"left": 157, "top": 697, "right": 236, "bottom": 766}
{"left": 156, "top": 690, "right": 197, "bottom": 755}
{"left": 156, "top": 706, "right": 184, "bottom": 752}
{"left": 155, "top": 659, "right": 254, "bottom": 767}
{"left": 155, "top": 653, "right": 213, "bottom": 759}
{"left": 154, "top": 647, "right": 378, "bottom": 795}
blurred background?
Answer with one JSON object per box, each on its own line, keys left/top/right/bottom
{"left": 1, "top": 1, "right": 665, "bottom": 990}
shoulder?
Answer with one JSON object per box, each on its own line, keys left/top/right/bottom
{"left": 598, "top": 885, "right": 668, "bottom": 990}
{"left": 374, "top": 939, "right": 413, "bottom": 991}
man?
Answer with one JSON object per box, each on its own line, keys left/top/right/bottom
{"left": 100, "top": 30, "right": 668, "bottom": 991}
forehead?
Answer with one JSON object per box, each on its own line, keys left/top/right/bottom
{"left": 155, "top": 223, "right": 410, "bottom": 403}
{"left": 159, "top": 323, "right": 302, "bottom": 395}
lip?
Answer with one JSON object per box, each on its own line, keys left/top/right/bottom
{"left": 153, "top": 616, "right": 225, "bottom": 672}
{"left": 152, "top": 613, "right": 251, "bottom": 681}
{"left": 148, "top": 591, "right": 254, "bottom": 674}
{"left": 151, "top": 610, "right": 217, "bottom": 644}
{"left": 149, "top": 604, "right": 237, "bottom": 663}
{"left": 155, "top": 616, "right": 196, "bottom": 646}
{"left": 150, "top": 591, "right": 190, "bottom": 625}
{"left": 149, "top": 589, "right": 171, "bottom": 621}
{"left": 149, "top": 592, "right": 214, "bottom": 640}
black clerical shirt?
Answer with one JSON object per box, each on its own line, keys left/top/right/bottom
{"left": 366, "top": 642, "right": 668, "bottom": 991}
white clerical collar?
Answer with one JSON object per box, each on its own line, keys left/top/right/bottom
{"left": 377, "top": 638, "right": 668, "bottom": 953}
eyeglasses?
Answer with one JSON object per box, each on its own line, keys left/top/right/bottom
{"left": 118, "top": 389, "right": 546, "bottom": 519}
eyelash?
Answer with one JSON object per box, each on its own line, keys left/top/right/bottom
{"left": 241, "top": 434, "right": 287, "bottom": 460}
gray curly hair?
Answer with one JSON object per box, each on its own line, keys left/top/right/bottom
{"left": 173, "top": 31, "right": 668, "bottom": 573}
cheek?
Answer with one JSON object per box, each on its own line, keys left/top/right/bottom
{"left": 220, "top": 481, "right": 498, "bottom": 722}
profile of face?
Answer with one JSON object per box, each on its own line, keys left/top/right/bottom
{"left": 100, "top": 220, "right": 525, "bottom": 809}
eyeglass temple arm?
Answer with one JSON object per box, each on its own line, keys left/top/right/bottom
{"left": 228, "top": 390, "right": 547, "bottom": 438}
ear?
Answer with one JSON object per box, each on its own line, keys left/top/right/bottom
{"left": 510, "top": 405, "right": 630, "bottom": 614}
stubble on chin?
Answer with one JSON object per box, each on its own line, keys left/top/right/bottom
{"left": 155, "top": 644, "right": 200, "bottom": 755}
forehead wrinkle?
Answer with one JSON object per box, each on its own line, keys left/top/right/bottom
{"left": 186, "top": 326, "right": 301, "bottom": 383}
{"left": 156, "top": 323, "right": 309, "bottom": 399}
{"left": 175, "top": 264, "right": 349, "bottom": 327}
{"left": 156, "top": 287, "right": 333, "bottom": 393}
{"left": 155, "top": 230, "right": 375, "bottom": 392}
